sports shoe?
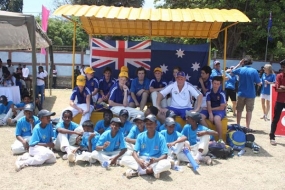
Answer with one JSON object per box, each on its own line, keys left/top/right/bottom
{"left": 154, "top": 173, "right": 160, "bottom": 179}
{"left": 252, "top": 146, "right": 260, "bottom": 154}
{"left": 62, "top": 154, "right": 68, "bottom": 160}
{"left": 67, "top": 152, "right": 76, "bottom": 162}
{"left": 15, "top": 160, "right": 26, "bottom": 172}
{"left": 217, "top": 139, "right": 225, "bottom": 144}
{"left": 125, "top": 169, "right": 138, "bottom": 178}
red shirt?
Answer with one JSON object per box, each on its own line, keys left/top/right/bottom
{"left": 275, "top": 72, "right": 285, "bottom": 103}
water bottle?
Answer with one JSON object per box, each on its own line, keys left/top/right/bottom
{"left": 237, "top": 149, "right": 246, "bottom": 156}
{"left": 102, "top": 161, "right": 109, "bottom": 168}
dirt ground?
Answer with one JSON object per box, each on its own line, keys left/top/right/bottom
{"left": 0, "top": 89, "right": 285, "bottom": 190}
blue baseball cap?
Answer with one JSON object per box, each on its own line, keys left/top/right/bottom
{"left": 177, "top": 71, "right": 186, "bottom": 77}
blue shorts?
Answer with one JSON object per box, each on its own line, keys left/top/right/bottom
{"left": 200, "top": 110, "right": 226, "bottom": 119}
{"left": 130, "top": 94, "right": 142, "bottom": 103}
{"left": 167, "top": 107, "right": 192, "bottom": 120}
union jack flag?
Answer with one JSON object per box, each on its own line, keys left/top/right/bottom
{"left": 90, "top": 38, "right": 151, "bottom": 71}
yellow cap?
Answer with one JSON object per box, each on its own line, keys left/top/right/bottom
{"left": 76, "top": 75, "right": 86, "bottom": 86}
{"left": 119, "top": 71, "right": 129, "bottom": 78}
{"left": 120, "top": 66, "right": 128, "bottom": 72}
{"left": 85, "top": 67, "right": 95, "bottom": 74}
{"left": 154, "top": 67, "right": 162, "bottom": 73}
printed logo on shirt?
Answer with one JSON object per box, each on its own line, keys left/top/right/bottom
{"left": 154, "top": 145, "right": 159, "bottom": 150}
{"left": 116, "top": 141, "right": 120, "bottom": 147}
{"left": 42, "top": 135, "right": 47, "bottom": 140}
{"left": 22, "top": 127, "right": 27, "bottom": 132}
{"left": 91, "top": 82, "right": 94, "bottom": 86}
{"left": 141, "top": 143, "right": 146, "bottom": 149}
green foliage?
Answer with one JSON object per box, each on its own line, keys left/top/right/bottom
{"left": 55, "top": 0, "right": 144, "bottom": 8}
{"left": 0, "top": 0, "right": 23, "bottom": 12}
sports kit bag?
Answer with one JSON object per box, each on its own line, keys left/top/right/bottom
{"left": 227, "top": 124, "right": 247, "bottom": 151}
{"left": 208, "top": 142, "right": 234, "bottom": 159}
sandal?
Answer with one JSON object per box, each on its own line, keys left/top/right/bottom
{"left": 270, "top": 140, "right": 277, "bottom": 146}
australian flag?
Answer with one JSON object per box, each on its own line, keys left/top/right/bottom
{"left": 90, "top": 38, "right": 209, "bottom": 86}
{"left": 268, "top": 12, "right": 273, "bottom": 42}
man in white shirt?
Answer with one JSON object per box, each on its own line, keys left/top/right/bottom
{"left": 36, "top": 66, "right": 48, "bottom": 108}
{"left": 22, "top": 65, "right": 29, "bottom": 79}
{"left": 156, "top": 71, "right": 203, "bottom": 119}
{"left": 7, "top": 59, "right": 14, "bottom": 75}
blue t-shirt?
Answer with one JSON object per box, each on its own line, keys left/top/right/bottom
{"left": 80, "top": 132, "right": 100, "bottom": 151}
{"left": 261, "top": 73, "right": 276, "bottom": 95}
{"left": 134, "top": 131, "right": 168, "bottom": 158}
{"left": 14, "top": 102, "right": 27, "bottom": 109}
{"left": 96, "top": 130, "right": 126, "bottom": 152}
{"left": 181, "top": 124, "right": 212, "bottom": 145}
{"left": 98, "top": 77, "right": 116, "bottom": 95}
{"left": 210, "top": 69, "right": 223, "bottom": 78}
{"left": 160, "top": 130, "right": 182, "bottom": 143}
{"left": 197, "top": 78, "right": 212, "bottom": 96}
{"left": 225, "top": 73, "right": 237, "bottom": 90}
{"left": 130, "top": 77, "right": 150, "bottom": 94}
{"left": 155, "top": 120, "right": 161, "bottom": 131}
{"left": 0, "top": 101, "right": 13, "bottom": 114}
{"left": 109, "top": 83, "right": 126, "bottom": 104}
{"left": 120, "top": 120, "right": 133, "bottom": 137}
{"left": 232, "top": 66, "right": 261, "bottom": 98}
{"left": 70, "top": 86, "right": 92, "bottom": 104}
{"left": 55, "top": 121, "right": 79, "bottom": 139}
{"left": 205, "top": 89, "right": 226, "bottom": 108}
{"left": 85, "top": 77, "right": 99, "bottom": 93}
{"left": 149, "top": 78, "right": 168, "bottom": 89}
{"left": 127, "top": 125, "right": 146, "bottom": 139}
{"left": 29, "top": 123, "right": 54, "bottom": 146}
{"left": 15, "top": 116, "right": 40, "bottom": 137}
{"left": 94, "top": 120, "right": 110, "bottom": 133}
{"left": 158, "top": 122, "right": 182, "bottom": 132}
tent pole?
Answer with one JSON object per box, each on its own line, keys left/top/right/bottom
{"left": 49, "top": 45, "right": 54, "bottom": 96}
{"left": 208, "top": 38, "right": 211, "bottom": 66}
{"left": 72, "top": 22, "right": 77, "bottom": 89}
{"left": 223, "top": 28, "right": 227, "bottom": 90}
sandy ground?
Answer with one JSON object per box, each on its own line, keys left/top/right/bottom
{"left": 0, "top": 89, "right": 285, "bottom": 190}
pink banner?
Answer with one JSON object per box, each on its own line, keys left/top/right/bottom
{"left": 41, "top": 5, "right": 50, "bottom": 55}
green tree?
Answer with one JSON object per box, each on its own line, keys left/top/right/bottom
{"left": 54, "top": 0, "right": 144, "bottom": 8}
{"left": 0, "top": 0, "right": 23, "bottom": 12}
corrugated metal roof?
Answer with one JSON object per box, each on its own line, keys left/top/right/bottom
{"left": 54, "top": 5, "right": 251, "bottom": 39}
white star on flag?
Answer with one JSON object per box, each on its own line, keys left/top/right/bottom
{"left": 176, "top": 48, "right": 185, "bottom": 58}
{"left": 160, "top": 64, "right": 168, "bottom": 73}
{"left": 191, "top": 62, "right": 200, "bottom": 71}
{"left": 185, "top": 73, "right": 191, "bottom": 81}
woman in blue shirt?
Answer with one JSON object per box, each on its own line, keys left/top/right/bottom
{"left": 260, "top": 64, "right": 276, "bottom": 121}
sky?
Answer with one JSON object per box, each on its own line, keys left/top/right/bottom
{"left": 23, "top": 0, "right": 157, "bottom": 16}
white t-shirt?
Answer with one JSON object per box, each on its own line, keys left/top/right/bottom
{"left": 7, "top": 66, "right": 14, "bottom": 75}
{"left": 37, "top": 70, "right": 47, "bottom": 86}
{"left": 22, "top": 67, "right": 29, "bottom": 78}
{"left": 160, "top": 81, "right": 201, "bottom": 109}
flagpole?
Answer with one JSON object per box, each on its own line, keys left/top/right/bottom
{"left": 265, "top": 11, "right": 272, "bottom": 62}
{"left": 265, "top": 27, "right": 269, "bottom": 62}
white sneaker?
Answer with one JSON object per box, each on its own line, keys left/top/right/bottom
{"left": 125, "top": 169, "right": 138, "bottom": 178}
{"left": 154, "top": 173, "right": 160, "bottom": 179}
{"left": 67, "top": 153, "right": 75, "bottom": 162}
{"left": 62, "top": 154, "right": 68, "bottom": 160}
{"left": 15, "top": 160, "right": 25, "bottom": 172}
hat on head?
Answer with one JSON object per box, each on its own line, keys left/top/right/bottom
{"left": 166, "top": 110, "right": 176, "bottom": 118}
{"left": 133, "top": 114, "right": 145, "bottom": 122}
{"left": 84, "top": 67, "right": 95, "bottom": 74}
{"left": 177, "top": 71, "right": 186, "bottom": 77}
{"left": 23, "top": 103, "right": 34, "bottom": 112}
{"left": 119, "top": 71, "right": 129, "bottom": 78}
{"left": 120, "top": 66, "right": 128, "bottom": 72}
{"left": 185, "top": 111, "right": 201, "bottom": 122}
{"left": 38, "top": 109, "right": 56, "bottom": 119}
{"left": 76, "top": 75, "right": 86, "bottom": 86}
{"left": 110, "top": 117, "right": 122, "bottom": 127}
{"left": 144, "top": 114, "right": 157, "bottom": 122}
{"left": 154, "top": 67, "right": 162, "bottom": 73}
{"left": 165, "top": 117, "right": 175, "bottom": 127}
{"left": 119, "top": 109, "right": 129, "bottom": 117}
{"left": 0, "top": 95, "right": 7, "bottom": 103}
{"left": 214, "top": 61, "right": 220, "bottom": 65}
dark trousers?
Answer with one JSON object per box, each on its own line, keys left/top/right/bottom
{"left": 270, "top": 102, "right": 285, "bottom": 139}
{"left": 52, "top": 77, "right": 57, "bottom": 88}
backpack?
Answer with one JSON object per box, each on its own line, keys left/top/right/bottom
{"left": 208, "top": 142, "right": 234, "bottom": 159}
{"left": 227, "top": 124, "right": 246, "bottom": 151}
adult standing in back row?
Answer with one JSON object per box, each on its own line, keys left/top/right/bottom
{"left": 231, "top": 56, "right": 262, "bottom": 129}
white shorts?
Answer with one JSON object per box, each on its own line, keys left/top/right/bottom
{"left": 260, "top": 94, "right": 270, "bottom": 101}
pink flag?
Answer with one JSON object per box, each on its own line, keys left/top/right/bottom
{"left": 41, "top": 5, "right": 50, "bottom": 55}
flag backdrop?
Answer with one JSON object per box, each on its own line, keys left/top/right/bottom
{"left": 90, "top": 38, "right": 209, "bottom": 86}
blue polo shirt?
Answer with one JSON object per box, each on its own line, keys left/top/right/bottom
{"left": 225, "top": 73, "right": 237, "bottom": 90}
{"left": 96, "top": 130, "right": 126, "bottom": 152}
{"left": 158, "top": 122, "right": 182, "bottom": 132}
{"left": 210, "top": 69, "right": 223, "bottom": 78}
{"left": 85, "top": 77, "right": 99, "bottom": 93}
{"left": 261, "top": 73, "right": 276, "bottom": 95}
{"left": 80, "top": 132, "right": 100, "bottom": 151}
{"left": 94, "top": 120, "right": 110, "bottom": 133}
{"left": 181, "top": 124, "right": 211, "bottom": 145}
{"left": 120, "top": 120, "right": 133, "bottom": 137}
{"left": 29, "top": 123, "right": 54, "bottom": 146}
{"left": 15, "top": 116, "right": 40, "bottom": 137}
{"left": 98, "top": 77, "right": 116, "bottom": 95}
{"left": 205, "top": 89, "right": 226, "bottom": 108}
{"left": 149, "top": 78, "right": 168, "bottom": 89}
{"left": 127, "top": 125, "right": 146, "bottom": 139}
{"left": 134, "top": 131, "right": 168, "bottom": 158}
{"left": 55, "top": 121, "right": 79, "bottom": 139}
{"left": 130, "top": 77, "right": 150, "bottom": 94}
{"left": 109, "top": 83, "right": 126, "bottom": 104}
{"left": 160, "top": 130, "right": 182, "bottom": 143}
{"left": 197, "top": 78, "right": 212, "bottom": 96}
{"left": 14, "top": 102, "right": 27, "bottom": 108}
{"left": 70, "top": 86, "right": 92, "bottom": 104}
{"left": 0, "top": 101, "right": 13, "bottom": 114}
{"left": 232, "top": 66, "right": 261, "bottom": 98}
